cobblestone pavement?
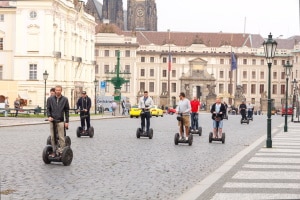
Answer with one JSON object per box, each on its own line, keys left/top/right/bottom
{"left": 0, "top": 114, "right": 284, "bottom": 199}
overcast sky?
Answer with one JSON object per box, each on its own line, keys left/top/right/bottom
{"left": 96, "top": 0, "right": 299, "bottom": 38}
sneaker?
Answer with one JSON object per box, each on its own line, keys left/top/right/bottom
{"left": 179, "top": 136, "right": 182, "bottom": 140}
{"left": 50, "top": 153, "right": 56, "bottom": 158}
{"left": 186, "top": 137, "right": 189, "bottom": 141}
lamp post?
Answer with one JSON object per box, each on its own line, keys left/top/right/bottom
{"left": 94, "top": 79, "right": 98, "bottom": 115}
{"left": 105, "top": 50, "right": 130, "bottom": 114}
{"left": 43, "top": 70, "right": 49, "bottom": 116}
{"left": 263, "top": 33, "right": 277, "bottom": 148}
{"left": 283, "top": 61, "right": 292, "bottom": 131}
{"left": 291, "top": 79, "right": 297, "bottom": 122}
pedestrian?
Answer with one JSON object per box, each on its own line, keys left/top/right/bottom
{"left": 49, "top": 87, "right": 55, "bottom": 97}
{"left": 239, "top": 100, "right": 247, "bottom": 120}
{"left": 138, "top": 91, "right": 154, "bottom": 133}
{"left": 121, "top": 100, "right": 126, "bottom": 115}
{"left": 210, "top": 97, "right": 226, "bottom": 138}
{"left": 4, "top": 96, "right": 9, "bottom": 108}
{"left": 176, "top": 92, "right": 191, "bottom": 140}
{"left": 111, "top": 101, "right": 117, "bottom": 116}
{"left": 190, "top": 96, "right": 200, "bottom": 131}
{"left": 46, "top": 85, "right": 70, "bottom": 157}
{"left": 14, "top": 98, "right": 20, "bottom": 117}
{"left": 76, "top": 91, "right": 91, "bottom": 132}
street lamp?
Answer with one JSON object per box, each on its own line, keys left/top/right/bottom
{"left": 283, "top": 61, "right": 292, "bottom": 132}
{"left": 263, "top": 33, "right": 277, "bottom": 148}
{"left": 291, "top": 78, "right": 297, "bottom": 122}
{"left": 43, "top": 70, "right": 49, "bottom": 116}
{"left": 105, "top": 50, "right": 130, "bottom": 114}
{"left": 94, "top": 79, "right": 98, "bottom": 115}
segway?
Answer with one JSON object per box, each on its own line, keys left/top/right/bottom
{"left": 209, "top": 114, "right": 225, "bottom": 144}
{"left": 42, "top": 119, "right": 73, "bottom": 166}
{"left": 174, "top": 114, "right": 193, "bottom": 146}
{"left": 46, "top": 121, "right": 71, "bottom": 146}
{"left": 76, "top": 110, "right": 94, "bottom": 138}
{"left": 189, "top": 113, "right": 202, "bottom": 136}
{"left": 136, "top": 110, "right": 153, "bottom": 139}
{"left": 223, "top": 111, "right": 228, "bottom": 120}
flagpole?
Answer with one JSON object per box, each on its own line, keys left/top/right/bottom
{"left": 230, "top": 48, "right": 233, "bottom": 105}
{"left": 168, "top": 29, "right": 171, "bottom": 108}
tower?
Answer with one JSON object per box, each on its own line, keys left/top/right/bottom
{"left": 127, "top": 0, "right": 157, "bottom": 31}
{"left": 102, "top": 0, "right": 124, "bottom": 30}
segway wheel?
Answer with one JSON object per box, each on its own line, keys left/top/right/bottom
{"left": 136, "top": 128, "right": 141, "bottom": 138}
{"left": 247, "top": 120, "right": 249, "bottom": 124}
{"left": 209, "top": 132, "right": 213, "bottom": 143}
{"left": 89, "top": 126, "right": 94, "bottom": 138}
{"left": 198, "top": 127, "right": 202, "bottom": 136}
{"left": 188, "top": 134, "right": 193, "bottom": 146}
{"left": 42, "top": 145, "right": 53, "bottom": 164}
{"left": 61, "top": 146, "right": 73, "bottom": 166}
{"left": 174, "top": 133, "right": 179, "bottom": 145}
{"left": 240, "top": 119, "right": 243, "bottom": 124}
{"left": 148, "top": 128, "right": 153, "bottom": 139}
{"left": 65, "top": 136, "right": 71, "bottom": 147}
{"left": 76, "top": 127, "right": 81, "bottom": 138}
{"left": 222, "top": 133, "right": 225, "bottom": 144}
{"left": 46, "top": 135, "right": 51, "bottom": 145}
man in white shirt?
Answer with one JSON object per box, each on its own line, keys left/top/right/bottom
{"left": 176, "top": 92, "right": 191, "bottom": 140}
{"left": 138, "top": 91, "right": 154, "bottom": 133}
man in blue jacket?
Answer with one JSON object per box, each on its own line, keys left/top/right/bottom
{"left": 77, "top": 91, "right": 92, "bottom": 131}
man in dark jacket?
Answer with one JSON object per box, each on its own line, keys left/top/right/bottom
{"left": 239, "top": 100, "right": 247, "bottom": 120}
{"left": 47, "top": 85, "right": 70, "bottom": 157}
{"left": 210, "top": 98, "right": 226, "bottom": 138}
{"left": 76, "top": 91, "right": 92, "bottom": 131}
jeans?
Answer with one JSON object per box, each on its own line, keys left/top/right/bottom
{"left": 50, "top": 121, "right": 65, "bottom": 151}
{"left": 190, "top": 112, "right": 198, "bottom": 129}
{"left": 80, "top": 113, "right": 90, "bottom": 130}
{"left": 141, "top": 111, "right": 151, "bottom": 131}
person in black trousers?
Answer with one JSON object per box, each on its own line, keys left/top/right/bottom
{"left": 76, "top": 91, "right": 92, "bottom": 131}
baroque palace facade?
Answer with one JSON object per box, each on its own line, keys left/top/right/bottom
{"left": 95, "top": 24, "right": 300, "bottom": 110}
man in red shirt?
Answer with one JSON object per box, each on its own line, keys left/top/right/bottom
{"left": 190, "top": 97, "right": 201, "bottom": 131}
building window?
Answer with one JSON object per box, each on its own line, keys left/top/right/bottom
{"left": 29, "top": 11, "right": 37, "bottom": 19}
{"left": 115, "top": 50, "right": 119, "bottom": 57}
{"left": 150, "top": 69, "right": 154, "bottom": 77}
{"left": 125, "top": 65, "right": 130, "bottom": 73}
{"left": 0, "top": 65, "right": 2, "bottom": 80}
{"left": 280, "top": 84, "right": 285, "bottom": 95}
{"left": 252, "top": 71, "right": 256, "bottom": 79}
{"left": 149, "top": 82, "right": 154, "bottom": 92}
{"left": 141, "top": 57, "right": 145, "bottom": 62}
{"left": 95, "top": 49, "right": 99, "bottom": 57}
{"left": 272, "top": 84, "right": 277, "bottom": 94}
{"left": 104, "top": 50, "right": 109, "bottom": 57}
{"left": 242, "top": 84, "right": 247, "bottom": 94}
{"left": 162, "top": 57, "right": 167, "bottom": 63}
{"left": 105, "top": 82, "right": 110, "bottom": 93}
{"left": 95, "top": 65, "right": 99, "bottom": 74}
{"left": 171, "top": 83, "right": 176, "bottom": 92}
{"left": 140, "top": 69, "right": 145, "bottom": 76}
{"left": 260, "top": 71, "right": 264, "bottom": 79}
{"left": 29, "top": 64, "right": 37, "bottom": 80}
{"left": 281, "top": 72, "right": 285, "bottom": 79}
{"left": 273, "top": 60, "right": 277, "bottom": 65}
{"left": 251, "top": 84, "right": 256, "bottom": 94}
{"left": 140, "top": 82, "right": 145, "bottom": 92}
{"left": 172, "top": 57, "right": 176, "bottom": 64}
{"left": 0, "top": 14, "right": 4, "bottom": 22}
{"left": 281, "top": 60, "right": 285, "bottom": 66}
{"left": 243, "top": 59, "right": 247, "bottom": 65}
{"left": 252, "top": 59, "right": 256, "bottom": 65}
{"left": 162, "top": 82, "right": 167, "bottom": 92}
{"left": 220, "top": 71, "right": 224, "bottom": 78}
{"left": 172, "top": 70, "right": 176, "bottom": 77}
{"left": 162, "top": 70, "right": 167, "bottom": 77}
{"left": 273, "top": 72, "right": 277, "bottom": 79}
{"left": 219, "top": 83, "right": 224, "bottom": 93}
{"left": 125, "top": 50, "right": 130, "bottom": 57}
{"left": 0, "top": 38, "right": 3, "bottom": 50}
{"left": 150, "top": 57, "right": 154, "bottom": 63}
{"left": 220, "top": 59, "right": 224, "bottom": 64}
{"left": 125, "top": 82, "right": 130, "bottom": 93}
{"left": 259, "top": 84, "right": 264, "bottom": 94}
{"left": 104, "top": 65, "right": 109, "bottom": 73}
{"left": 243, "top": 71, "right": 247, "bottom": 79}
{"left": 260, "top": 84, "right": 264, "bottom": 94}
{"left": 260, "top": 59, "right": 264, "bottom": 65}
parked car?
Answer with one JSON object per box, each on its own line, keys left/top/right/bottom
{"left": 129, "top": 105, "right": 142, "bottom": 118}
{"left": 167, "top": 108, "right": 176, "bottom": 115}
{"left": 150, "top": 105, "right": 163, "bottom": 117}
{"left": 281, "top": 105, "right": 293, "bottom": 116}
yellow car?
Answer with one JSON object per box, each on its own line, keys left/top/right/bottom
{"left": 150, "top": 105, "right": 163, "bottom": 117}
{"left": 129, "top": 105, "right": 142, "bottom": 118}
